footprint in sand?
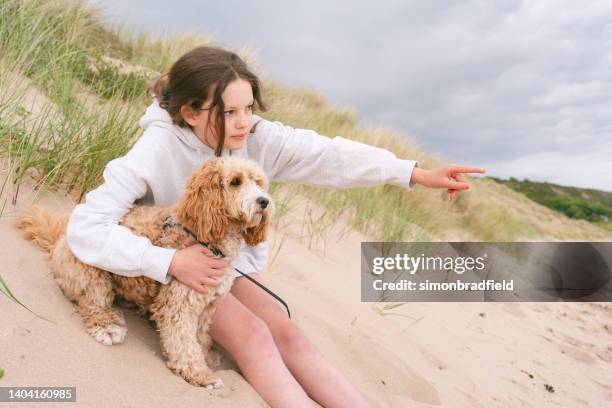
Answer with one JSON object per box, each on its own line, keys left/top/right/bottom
{"left": 352, "top": 336, "right": 440, "bottom": 406}
{"left": 558, "top": 344, "right": 596, "bottom": 365}
{"left": 310, "top": 316, "right": 441, "bottom": 406}
{"left": 543, "top": 328, "right": 601, "bottom": 365}
{"left": 594, "top": 380, "right": 612, "bottom": 402}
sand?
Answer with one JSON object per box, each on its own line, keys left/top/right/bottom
{"left": 1, "top": 179, "right": 611, "bottom": 408}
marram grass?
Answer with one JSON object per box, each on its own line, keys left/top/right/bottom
{"left": 1, "top": 0, "right": 610, "bottom": 245}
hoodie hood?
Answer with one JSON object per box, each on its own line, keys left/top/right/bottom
{"left": 138, "top": 98, "right": 262, "bottom": 154}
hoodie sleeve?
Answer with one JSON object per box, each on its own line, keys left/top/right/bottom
{"left": 250, "top": 120, "right": 418, "bottom": 189}
{"left": 66, "top": 136, "right": 176, "bottom": 284}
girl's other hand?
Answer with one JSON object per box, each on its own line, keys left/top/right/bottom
{"left": 167, "top": 244, "right": 230, "bottom": 293}
{"left": 411, "top": 165, "right": 486, "bottom": 200}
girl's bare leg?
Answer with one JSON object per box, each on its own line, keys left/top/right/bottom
{"left": 209, "top": 292, "right": 315, "bottom": 407}
{"left": 231, "top": 274, "right": 372, "bottom": 408}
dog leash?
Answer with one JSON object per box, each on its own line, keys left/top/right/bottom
{"left": 201, "top": 244, "right": 292, "bottom": 320}
{"left": 228, "top": 264, "right": 291, "bottom": 320}
{"left": 163, "top": 217, "right": 291, "bottom": 319}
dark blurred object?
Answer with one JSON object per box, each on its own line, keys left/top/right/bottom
{"left": 549, "top": 243, "right": 610, "bottom": 300}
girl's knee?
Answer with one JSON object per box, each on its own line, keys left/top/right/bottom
{"left": 275, "top": 323, "right": 313, "bottom": 355}
{"left": 244, "top": 317, "right": 276, "bottom": 351}
{"left": 223, "top": 315, "right": 277, "bottom": 361}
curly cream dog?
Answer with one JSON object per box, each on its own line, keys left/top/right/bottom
{"left": 16, "top": 156, "right": 273, "bottom": 389}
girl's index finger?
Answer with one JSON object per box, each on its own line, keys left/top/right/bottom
{"left": 452, "top": 166, "right": 486, "bottom": 174}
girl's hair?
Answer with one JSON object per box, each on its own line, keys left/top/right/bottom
{"left": 150, "top": 46, "right": 267, "bottom": 156}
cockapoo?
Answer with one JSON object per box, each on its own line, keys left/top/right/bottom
{"left": 16, "top": 156, "right": 273, "bottom": 389}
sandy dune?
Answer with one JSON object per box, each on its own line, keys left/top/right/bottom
{"left": 1, "top": 180, "right": 611, "bottom": 407}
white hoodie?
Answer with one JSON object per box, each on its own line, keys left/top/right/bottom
{"left": 66, "top": 99, "right": 418, "bottom": 284}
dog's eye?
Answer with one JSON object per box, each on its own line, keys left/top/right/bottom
{"left": 230, "top": 177, "right": 242, "bottom": 187}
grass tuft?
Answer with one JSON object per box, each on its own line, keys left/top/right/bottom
{"left": 1, "top": 0, "right": 610, "bottom": 246}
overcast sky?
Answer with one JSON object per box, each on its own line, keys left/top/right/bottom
{"left": 90, "top": 0, "right": 612, "bottom": 191}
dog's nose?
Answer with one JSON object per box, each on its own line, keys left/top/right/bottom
{"left": 256, "top": 197, "right": 269, "bottom": 209}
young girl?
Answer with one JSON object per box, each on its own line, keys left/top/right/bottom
{"left": 66, "top": 45, "right": 485, "bottom": 407}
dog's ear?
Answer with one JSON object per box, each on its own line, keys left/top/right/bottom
{"left": 242, "top": 212, "right": 270, "bottom": 246}
{"left": 177, "top": 159, "right": 229, "bottom": 243}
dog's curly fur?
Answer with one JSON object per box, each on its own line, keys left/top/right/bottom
{"left": 16, "top": 157, "right": 273, "bottom": 389}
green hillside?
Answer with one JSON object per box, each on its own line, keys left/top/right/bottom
{"left": 489, "top": 177, "right": 612, "bottom": 225}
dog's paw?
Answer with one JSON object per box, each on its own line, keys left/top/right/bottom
{"left": 183, "top": 371, "right": 224, "bottom": 389}
{"left": 90, "top": 323, "right": 128, "bottom": 345}
{"left": 202, "top": 376, "right": 223, "bottom": 390}
{"left": 203, "top": 376, "right": 224, "bottom": 390}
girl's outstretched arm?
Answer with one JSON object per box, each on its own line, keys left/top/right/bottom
{"left": 248, "top": 120, "right": 418, "bottom": 190}
{"left": 248, "top": 120, "right": 485, "bottom": 197}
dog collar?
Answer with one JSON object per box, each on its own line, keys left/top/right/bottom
{"left": 162, "top": 216, "right": 224, "bottom": 257}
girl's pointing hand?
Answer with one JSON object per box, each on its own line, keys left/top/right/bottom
{"left": 410, "top": 165, "right": 486, "bottom": 200}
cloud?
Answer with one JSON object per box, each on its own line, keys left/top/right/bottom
{"left": 481, "top": 139, "right": 612, "bottom": 191}
{"left": 90, "top": 0, "right": 612, "bottom": 190}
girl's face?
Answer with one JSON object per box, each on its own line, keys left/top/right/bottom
{"left": 182, "top": 78, "right": 255, "bottom": 151}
